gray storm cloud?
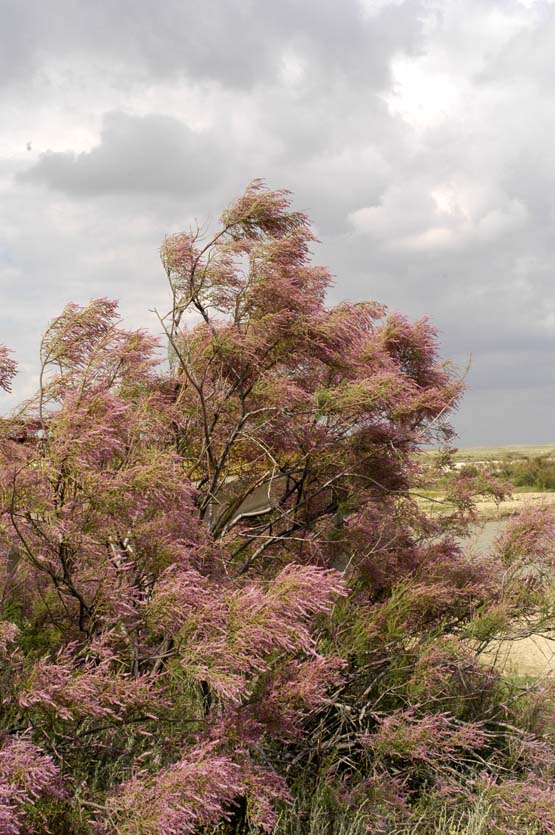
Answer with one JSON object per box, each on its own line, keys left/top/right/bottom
{"left": 0, "top": 0, "right": 424, "bottom": 91}
{"left": 18, "top": 112, "right": 224, "bottom": 196}
{"left": 2, "top": 0, "right": 555, "bottom": 444}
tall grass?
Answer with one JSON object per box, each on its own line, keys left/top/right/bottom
{"left": 391, "top": 802, "right": 492, "bottom": 834}
{"left": 273, "top": 794, "right": 545, "bottom": 834}
{"left": 274, "top": 797, "right": 369, "bottom": 835}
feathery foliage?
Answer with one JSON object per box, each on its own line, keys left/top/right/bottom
{"left": 0, "top": 183, "right": 554, "bottom": 833}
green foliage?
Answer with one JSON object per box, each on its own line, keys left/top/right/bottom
{"left": 429, "top": 448, "right": 555, "bottom": 494}
{"left": 503, "top": 457, "right": 555, "bottom": 491}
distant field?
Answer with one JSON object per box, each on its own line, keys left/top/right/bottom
{"left": 451, "top": 443, "right": 555, "bottom": 461}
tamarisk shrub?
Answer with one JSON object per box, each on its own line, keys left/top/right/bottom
{"left": 0, "top": 349, "right": 16, "bottom": 394}
{"left": 0, "top": 183, "right": 554, "bottom": 833}
{"left": 157, "top": 183, "right": 555, "bottom": 831}
{"left": 0, "top": 306, "right": 344, "bottom": 834}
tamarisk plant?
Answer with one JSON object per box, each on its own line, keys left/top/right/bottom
{"left": 0, "top": 183, "right": 553, "bottom": 834}
{"left": 158, "top": 182, "right": 473, "bottom": 570}
{"left": 0, "top": 304, "right": 344, "bottom": 833}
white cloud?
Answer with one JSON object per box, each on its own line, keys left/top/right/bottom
{"left": 384, "top": 57, "right": 462, "bottom": 130}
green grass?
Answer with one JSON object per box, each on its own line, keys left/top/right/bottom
{"left": 274, "top": 800, "right": 543, "bottom": 834}
{"left": 275, "top": 805, "right": 369, "bottom": 835}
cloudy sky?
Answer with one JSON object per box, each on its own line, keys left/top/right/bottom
{"left": 2, "top": 0, "right": 555, "bottom": 445}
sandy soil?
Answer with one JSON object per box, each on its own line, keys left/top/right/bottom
{"left": 485, "top": 635, "right": 555, "bottom": 677}
{"left": 473, "top": 490, "right": 555, "bottom": 519}
{"left": 418, "top": 490, "right": 555, "bottom": 520}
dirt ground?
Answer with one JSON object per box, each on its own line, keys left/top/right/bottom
{"left": 473, "top": 490, "right": 555, "bottom": 519}
{"left": 485, "top": 635, "right": 555, "bottom": 677}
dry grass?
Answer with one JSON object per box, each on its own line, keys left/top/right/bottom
{"left": 415, "top": 489, "right": 555, "bottom": 522}
{"left": 471, "top": 490, "right": 555, "bottom": 519}
{"left": 450, "top": 444, "right": 555, "bottom": 463}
